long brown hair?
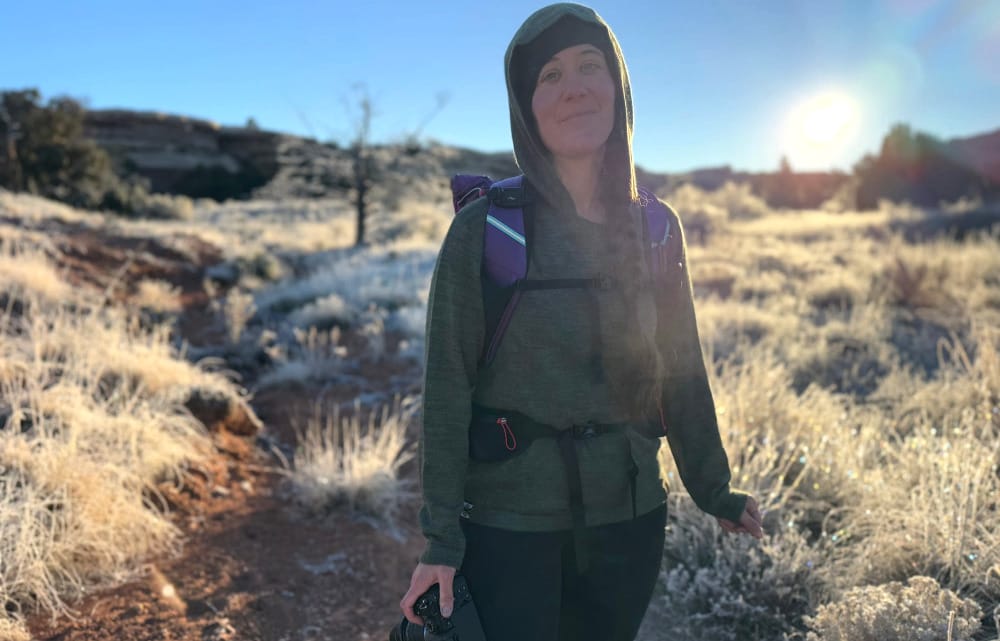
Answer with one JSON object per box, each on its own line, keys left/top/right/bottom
{"left": 596, "top": 99, "right": 664, "bottom": 423}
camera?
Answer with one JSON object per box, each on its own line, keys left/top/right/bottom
{"left": 390, "top": 573, "right": 486, "bottom": 641}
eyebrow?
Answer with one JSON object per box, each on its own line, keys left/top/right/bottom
{"left": 546, "top": 47, "right": 604, "bottom": 63}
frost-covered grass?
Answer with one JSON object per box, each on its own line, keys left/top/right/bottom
{"left": 249, "top": 236, "right": 435, "bottom": 387}
{"left": 637, "top": 188, "right": 1000, "bottom": 640}
{"left": 805, "top": 576, "right": 986, "bottom": 641}
{"left": 249, "top": 184, "right": 999, "bottom": 638}
{"left": 287, "top": 394, "right": 418, "bottom": 534}
{"left": 4, "top": 181, "right": 998, "bottom": 639}
{"left": 0, "top": 236, "right": 249, "bottom": 638}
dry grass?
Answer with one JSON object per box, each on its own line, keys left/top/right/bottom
{"left": 640, "top": 189, "right": 1000, "bottom": 640}
{"left": 3, "top": 185, "right": 998, "bottom": 639}
{"left": 0, "top": 241, "right": 73, "bottom": 307}
{"left": 133, "top": 278, "right": 183, "bottom": 313}
{"left": 0, "top": 241, "right": 244, "bottom": 636}
{"left": 804, "top": 576, "right": 983, "bottom": 641}
{"left": 288, "top": 395, "right": 418, "bottom": 530}
{"left": 223, "top": 288, "right": 257, "bottom": 344}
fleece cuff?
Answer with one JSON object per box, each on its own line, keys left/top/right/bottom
{"left": 419, "top": 541, "right": 466, "bottom": 570}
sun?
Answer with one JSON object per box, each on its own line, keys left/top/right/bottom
{"left": 783, "top": 90, "right": 861, "bottom": 167}
{"left": 801, "top": 93, "right": 858, "bottom": 145}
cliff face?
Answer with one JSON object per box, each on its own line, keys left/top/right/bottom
{"left": 83, "top": 110, "right": 285, "bottom": 195}
{"left": 81, "top": 109, "right": 519, "bottom": 201}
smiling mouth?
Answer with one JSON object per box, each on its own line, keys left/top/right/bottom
{"left": 561, "top": 111, "right": 596, "bottom": 122}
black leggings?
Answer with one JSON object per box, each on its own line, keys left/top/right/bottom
{"left": 458, "top": 502, "right": 667, "bottom": 641}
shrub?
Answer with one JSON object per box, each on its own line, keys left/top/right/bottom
{"left": 0, "top": 88, "right": 201, "bottom": 219}
{"left": 643, "top": 496, "right": 825, "bottom": 641}
{"left": 223, "top": 289, "right": 256, "bottom": 344}
{"left": 288, "top": 395, "right": 418, "bottom": 529}
{"left": 132, "top": 192, "right": 195, "bottom": 221}
{"left": 804, "top": 576, "right": 983, "bottom": 641}
{"left": 854, "top": 123, "right": 993, "bottom": 210}
{"left": 0, "top": 89, "right": 120, "bottom": 210}
{"left": 659, "top": 183, "right": 730, "bottom": 244}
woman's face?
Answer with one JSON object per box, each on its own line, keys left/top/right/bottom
{"left": 530, "top": 43, "right": 616, "bottom": 163}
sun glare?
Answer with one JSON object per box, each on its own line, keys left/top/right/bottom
{"left": 783, "top": 90, "right": 861, "bottom": 168}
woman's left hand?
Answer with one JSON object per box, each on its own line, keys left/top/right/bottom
{"left": 717, "top": 495, "right": 764, "bottom": 539}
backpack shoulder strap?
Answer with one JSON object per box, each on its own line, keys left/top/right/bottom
{"left": 478, "top": 175, "right": 531, "bottom": 367}
{"left": 482, "top": 175, "right": 528, "bottom": 287}
{"left": 637, "top": 186, "right": 677, "bottom": 275}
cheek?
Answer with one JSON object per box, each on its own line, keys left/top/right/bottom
{"left": 531, "top": 87, "right": 553, "bottom": 123}
{"left": 531, "top": 88, "right": 557, "bottom": 140}
{"left": 595, "top": 75, "right": 617, "bottom": 110}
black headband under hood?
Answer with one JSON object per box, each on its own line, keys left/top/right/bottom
{"left": 504, "top": 3, "right": 638, "bottom": 211}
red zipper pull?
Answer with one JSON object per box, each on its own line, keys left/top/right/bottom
{"left": 497, "top": 417, "right": 517, "bottom": 451}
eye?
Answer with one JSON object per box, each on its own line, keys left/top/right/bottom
{"left": 581, "top": 61, "right": 602, "bottom": 73}
{"left": 539, "top": 68, "right": 561, "bottom": 84}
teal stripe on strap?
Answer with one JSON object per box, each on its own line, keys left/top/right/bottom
{"left": 486, "top": 214, "right": 526, "bottom": 246}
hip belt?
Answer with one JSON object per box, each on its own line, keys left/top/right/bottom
{"left": 467, "top": 403, "right": 641, "bottom": 575}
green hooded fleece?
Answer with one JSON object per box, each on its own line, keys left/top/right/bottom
{"left": 417, "top": 2, "right": 749, "bottom": 569}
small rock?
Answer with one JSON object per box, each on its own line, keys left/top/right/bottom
{"left": 184, "top": 386, "right": 263, "bottom": 436}
{"left": 202, "top": 618, "right": 236, "bottom": 641}
{"left": 205, "top": 262, "right": 239, "bottom": 287}
{"left": 185, "top": 598, "right": 215, "bottom": 618}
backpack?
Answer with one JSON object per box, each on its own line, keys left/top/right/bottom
{"left": 449, "top": 173, "right": 676, "bottom": 369}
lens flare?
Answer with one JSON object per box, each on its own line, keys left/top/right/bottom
{"left": 782, "top": 90, "right": 862, "bottom": 169}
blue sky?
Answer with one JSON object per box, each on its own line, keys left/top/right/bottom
{"left": 3, "top": 0, "right": 998, "bottom": 173}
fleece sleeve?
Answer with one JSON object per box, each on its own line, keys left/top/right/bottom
{"left": 654, "top": 205, "right": 749, "bottom": 524}
{"left": 416, "top": 201, "right": 486, "bottom": 569}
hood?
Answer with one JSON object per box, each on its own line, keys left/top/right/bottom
{"left": 504, "top": 3, "right": 638, "bottom": 212}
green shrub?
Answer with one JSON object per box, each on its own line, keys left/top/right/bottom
{"left": 0, "top": 87, "right": 197, "bottom": 219}
{"left": 1, "top": 88, "right": 120, "bottom": 210}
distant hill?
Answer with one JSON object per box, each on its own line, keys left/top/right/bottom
{"left": 79, "top": 108, "right": 998, "bottom": 209}
{"left": 943, "top": 128, "right": 1000, "bottom": 184}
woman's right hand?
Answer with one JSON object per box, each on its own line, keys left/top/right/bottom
{"left": 400, "top": 563, "right": 458, "bottom": 626}
{"left": 717, "top": 494, "right": 764, "bottom": 539}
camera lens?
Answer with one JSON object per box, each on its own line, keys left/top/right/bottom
{"left": 389, "top": 617, "right": 427, "bottom": 641}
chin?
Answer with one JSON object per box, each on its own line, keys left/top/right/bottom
{"left": 551, "top": 137, "right": 608, "bottom": 157}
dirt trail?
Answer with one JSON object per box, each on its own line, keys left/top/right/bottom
{"left": 22, "top": 222, "right": 426, "bottom": 641}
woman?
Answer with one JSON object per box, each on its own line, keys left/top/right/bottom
{"left": 400, "top": 4, "right": 763, "bottom": 640}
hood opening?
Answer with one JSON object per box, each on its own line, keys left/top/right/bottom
{"left": 503, "top": 3, "right": 638, "bottom": 212}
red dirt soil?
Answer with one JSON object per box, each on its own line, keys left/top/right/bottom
{"left": 14, "top": 219, "right": 426, "bottom": 641}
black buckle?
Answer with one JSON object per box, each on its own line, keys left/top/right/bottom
{"left": 488, "top": 186, "right": 525, "bottom": 208}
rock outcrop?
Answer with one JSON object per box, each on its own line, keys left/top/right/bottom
{"left": 82, "top": 109, "right": 520, "bottom": 202}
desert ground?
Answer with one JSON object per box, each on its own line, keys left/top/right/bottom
{"left": 1, "top": 180, "right": 998, "bottom": 641}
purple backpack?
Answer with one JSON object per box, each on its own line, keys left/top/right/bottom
{"left": 450, "top": 174, "right": 675, "bottom": 369}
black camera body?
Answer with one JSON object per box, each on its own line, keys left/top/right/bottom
{"left": 390, "top": 574, "right": 486, "bottom": 641}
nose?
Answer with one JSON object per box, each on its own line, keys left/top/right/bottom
{"left": 562, "top": 71, "right": 588, "bottom": 98}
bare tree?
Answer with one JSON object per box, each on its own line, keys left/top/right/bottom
{"left": 0, "top": 101, "right": 23, "bottom": 191}
{"left": 346, "top": 84, "right": 376, "bottom": 247}
{"left": 343, "top": 85, "right": 450, "bottom": 245}
{"left": 407, "top": 91, "right": 450, "bottom": 150}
